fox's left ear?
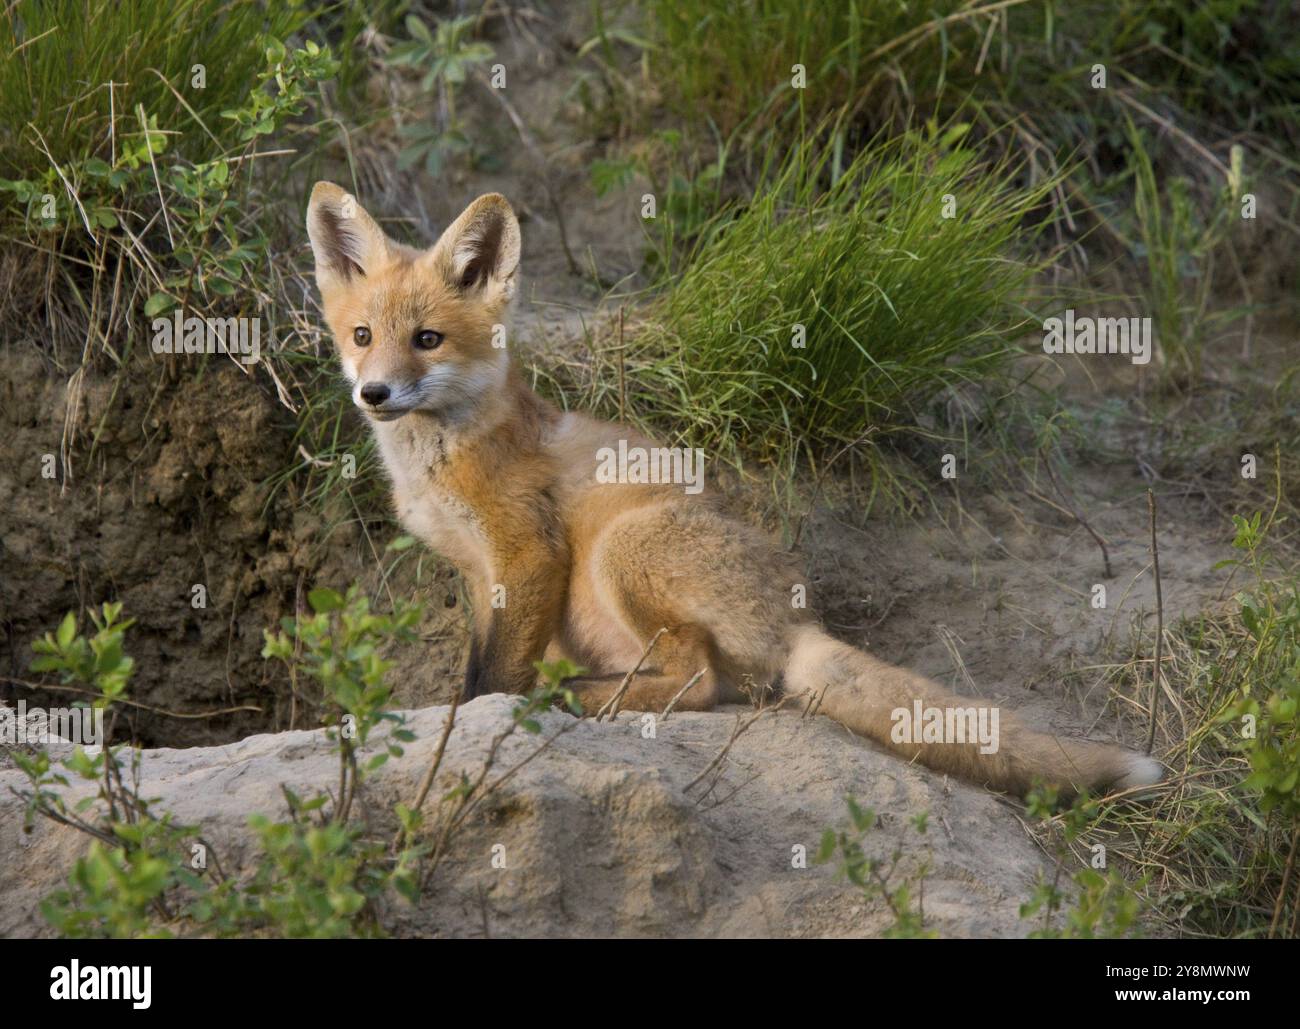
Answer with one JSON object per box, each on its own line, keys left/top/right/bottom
{"left": 426, "top": 194, "right": 521, "bottom": 305}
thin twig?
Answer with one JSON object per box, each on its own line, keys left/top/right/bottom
{"left": 136, "top": 102, "right": 174, "bottom": 251}
{"left": 478, "top": 884, "right": 492, "bottom": 940}
{"left": 702, "top": 771, "right": 761, "bottom": 810}
{"left": 27, "top": 123, "right": 96, "bottom": 241}
{"left": 617, "top": 305, "right": 627, "bottom": 426}
{"left": 423, "top": 712, "right": 579, "bottom": 883}
{"left": 1269, "top": 824, "right": 1299, "bottom": 939}
{"left": 1114, "top": 90, "right": 1231, "bottom": 178}
{"left": 800, "top": 684, "right": 828, "bottom": 720}
{"left": 1042, "top": 449, "right": 1112, "bottom": 578}
{"left": 685, "top": 707, "right": 773, "bottom": 796}
{"left": 596, "top": 628, "right": 667, "bottom": 721}
{"left": 660, "top": 669, "right": 706, "bottom": 720}
{"left": 1145, "top": 488, "right": 1164, "bottom": 755}
{"left": 394, "top": 688, "right": 462, "bottom": 850}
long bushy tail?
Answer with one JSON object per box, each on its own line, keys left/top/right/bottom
{"left": 783, "top": 626, "right": 1161, "bottom": 798}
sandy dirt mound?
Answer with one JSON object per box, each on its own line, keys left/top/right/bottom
{"left": 0, "top": 349, "right": 306, "bottom": 745}
{"left": 0, "top": 694, "right": 1053, "bottom": 938}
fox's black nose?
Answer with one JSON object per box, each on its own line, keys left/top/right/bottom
{"left": 360, "top": 382, "right": 390, "bottom": 406}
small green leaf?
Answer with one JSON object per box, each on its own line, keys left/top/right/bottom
{"left": 308, "top": 587, "right": 345, "bottom": 613}
{"left": 56, "top": 611, "right": 77, "bottom": 649}
{"left": 144, "top": 292, "right": 174, "bottom": 317}
{"left": 815, "top": 828, "right": 837, "bottom": 863}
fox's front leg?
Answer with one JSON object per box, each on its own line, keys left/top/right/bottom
{"left": 462, "top": 534, "right": 569, "bottom": 699}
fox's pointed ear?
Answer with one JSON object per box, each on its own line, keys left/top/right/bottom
{"left": 427, "top": 194, "right": 521, "bottom": 304}
{"left": 306, "top": 182, "right": 390, "bottom": 289}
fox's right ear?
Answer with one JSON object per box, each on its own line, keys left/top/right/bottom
{"left": 306, "top": 182, "right": 390, "bottom": 290}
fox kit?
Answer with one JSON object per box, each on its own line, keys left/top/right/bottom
{"left": 306, "top": 183, "right": 1162, "bottom": 798}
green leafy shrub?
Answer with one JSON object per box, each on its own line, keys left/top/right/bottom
{"left": 2, "top": 37, "right": 337, "bottom": 314}
{"left": 1019, "top": 785, "right": 1145, "bottom": 939}
{"left": 817, "top": 798, "right": 936, "bottom": 938}
{"left": 385, "top": 14, "right": 495, "bottom": 176}
{"left": 16, "top": 591, "right": 593, "bottom": 938}
{"left": 17, "top": 594, "right": 425, "bottom": 938}
{"left": 263, "top": 584, "right": 421, "bottom": 823}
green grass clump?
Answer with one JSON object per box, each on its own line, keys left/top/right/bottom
{"left": 0, "top": 0, "right": 311, "bottom": 178}
{"left": 617, "top": 131, "right": 1052, "bottom": 466}
{"left": 0, "top": 4, "right": 341, "bottom": 351}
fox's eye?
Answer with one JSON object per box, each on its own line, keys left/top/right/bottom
{"left": 413, "top": 329, "right": 443, "bottom": 351}
{"left": 353, "top": 326, "right": 371, "bottom": 347}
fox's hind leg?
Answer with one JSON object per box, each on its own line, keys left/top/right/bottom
{"left": 564, "top": 623, "right": 721, "bottom": 713}
{"left": 561, "top": 506, "right": 739, "bottom": 713}
{"left": 562, "top": 500, "right": 802, "bottom": 713}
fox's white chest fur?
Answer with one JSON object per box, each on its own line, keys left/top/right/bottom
{"left": 372, "top": 419, "right": 489, "bottom": 577}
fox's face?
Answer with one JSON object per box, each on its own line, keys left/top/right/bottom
{"left": 305, "top": 184, "right": 519, "bottom": 425}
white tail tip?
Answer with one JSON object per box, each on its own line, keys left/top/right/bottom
{"left": 1116, "top": 754, "right": 1164, "bottom": 791}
